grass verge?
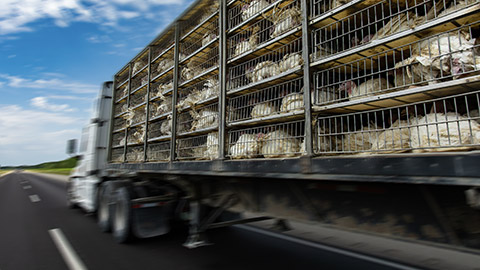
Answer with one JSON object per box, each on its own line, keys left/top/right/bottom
{"left": 27, "top": 168, "right": 73, "bottom": 175}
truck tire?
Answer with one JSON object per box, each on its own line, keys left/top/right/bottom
{"left": 66, "top": 180, "right": 77, "bottom": 209}
{"left": 97, "top": 182, "right": 115, "bottom": 232}
{"left": 112, "top": 185, "right": 134, "bottom": 243}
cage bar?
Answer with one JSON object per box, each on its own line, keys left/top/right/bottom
{"left": 316, "top": 90, "right": 480, "bottom": 154}
{"left": 176, "top": 132, "right": 219, "bottom": 160}
{"left": 180, "top": 46, "right": 220, "bottom": 84}
{"left": 148, "top": 117, "right": 172, "bottom": 139}
{"left": 310, "top": 0, "right": 479, "bottom": 62}
{"left": 180, "top": 19, "right": 219, "bottom": 61}
{"left": 227, "top": 120, "right": 304, "bottom": 158}
{"left": 127, "top": 125, "right": 146, "bottom": 145}
{"left": 111, "top": 148, "right": 125, "bottom": 163}
{"left": 126, "top": 145, "right": 144, "bottom": 162}
{"left": 310, "top": 0, "right": 353, "bottom": 19}
{"left": 177, "top": 75, "right": 220, "bottom": 111}
{"left": 313, "top": 21, "right": 480, "bottom": 105}
{"left": 227, "top": 37, "right": 303, "bottom": 91}
{"left": 227, "top": 0, "right": 301, "bottom": 59}
{"left": 227, "top": 77, "right": 304, "bottom": 122}
{"left": 177, "top": 103, "right": 219, "bottom": 135}
{"left": 147, "top": 141, "right": 171, "bottom": 161}
{"left": 180, "top": 0, "right": 220, "bottom": 39}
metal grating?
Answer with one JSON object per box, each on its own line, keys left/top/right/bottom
{"left": 180, "top": 46, "right": 219, "bottom": 84}
{"left": 310, "top": 0, "right": 479, "bottom": 61}
{"left": 126, "top": 145, "right": 144, "bottom": 162}
{"left": 316, "top": 90, "right": 480, "bottom": 154}
{"left": 148, "top": 116, "right": 172, "bottom": 139}
{"left": 147, "top": 141, "right": 171, "bottom": 161}
{"left": 176, "top": 132, "right": 219, "bottom": 160}
{"left": 227, "top": 120, "right": 305, "bottom": 158}
{"left": 227, "top": 77, "right": 304, "bottom": 122}
{"left": 228, "top": 0, "right": 301, "bottom": 59}
{"left": 313, "top": 21, "right": 480, "bottom": 105}
{"left": 227, "top": 37, "right": 303, "bottom": 91}
{"left": 177, "top": 75, "right": 219, "bottom": 111}
{"left": 180, "top": 18, "right": 219, "bottom": 61}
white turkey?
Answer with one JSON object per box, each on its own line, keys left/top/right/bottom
{"left": 369, "top": 119, "right": 411, "bottom": 153}
{"left": 368, "top": 12, "right": 425, "bottom": 42}
{"left": 128, "top": 126, "right": 146, "bottom": 145}
{"left": 198, "top": 78, "right": 220, "bottom": 102}
{"left": 202, "top": 32, "right": 217, "bottom": 47}
{"left": 343, "top": 124, "right": 378, "bottom": 152}
{"left": 251, "top": 101, "right": 278, "bottom": 118}
{"left": 157, "top": 58, "right": 174, "bottom": 74}
{"left": 140, "top": 75, "right": 149, "bottom": 86}
{"left": 234, "top": 26, "right": 260, "bottom": 57}
{"left": 203, "top": 132, "right": 219, "bottom": 160}
{"left": 278, "top": 53, "right": 303, "bottom": 73}
{"left": 247, "top": 61, "right": 281, "bottom": 83}
{"left": 190, "top": 109, "right": 218, "bottom": 131}
{"left": 340, "top": 78, "right": 393, "bottom": 101}
{"left": 177, "top": 89, "right": 201, "bottom": 111}
{"left": 270, "top": 6, "right": 301, "bottom": 38}
{"left": 241, "top": 0, "right": 269, "bottom": 21}
{"left": 395, "top": 30, "right": 475, "bottom": 84}
{"left": 230, "top": 133, "right": 262, "bottom": 159}
{"left": 410, "top": 112, "right": 480, "bottom": 151}
{"left": 310, "top": 44, "right": 336, "bottom": 61}
{"left": 122, "top": 108, "right": 134, "bottom": 126}
{"left": 280, "top": 92, "right": 303, "bottom": 112}
{"left": 260, "top": 130, "right": 301, "bottom": 158}
{"left": 181, "top": 61, "right": 203, "bottom": 81}
{"left": 132, "top": 60, "right": 146, "bottom": 74}
{"left": 465, "top": 109, "right": 480, "bottom": 124}
{"left": 160, "top": 116, "right": 172, "bottom": 136}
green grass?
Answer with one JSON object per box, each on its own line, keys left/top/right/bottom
{"left": 0, "top": 169, "right": 12, "bottom": 175}
{"left": 27, "top": 168, "right": 73, "bottom": 175}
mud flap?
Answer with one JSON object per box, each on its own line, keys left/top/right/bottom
{"left": 132, "top": 201, "right": 176, "bottom": 239}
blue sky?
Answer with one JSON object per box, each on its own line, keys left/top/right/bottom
{"left": 0, "top": 0, "right": 192, "bottom": 166}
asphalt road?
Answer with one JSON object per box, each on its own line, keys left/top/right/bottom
{"left": 0, "top": 171, "right": 414, "bottom": 270}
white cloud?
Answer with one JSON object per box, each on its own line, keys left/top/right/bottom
{"left": 30, "top": 96, "right": 76, "bottom": 112}
{"left": 0, "top": 0, "right": 185, "bottom": 35}
{"left": 0, "top": 73, "right": 97, "bottom": 93}
{"left": 0, "top": 104, "right": 85, "bottom": 165}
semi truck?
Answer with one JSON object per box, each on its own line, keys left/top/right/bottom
{"left": 68, "top": 0, "right": 480, "bottom": 263}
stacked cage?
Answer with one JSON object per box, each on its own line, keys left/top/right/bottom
{"left": 109, "top": 0, "right": 480, "bottom": 164}
{"left": 176, "top": 0, "right": 221, "bottom": 160}
{"left": 226, "top": 0, "right": 306, "bottom": 159}
{"left": 310, "top": 0, "right": 480, "bottom": 155}
{"left": 147, "top": 31, "right": 176, "bottom": 162}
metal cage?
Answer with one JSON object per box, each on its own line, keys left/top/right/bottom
{"left": 180, "top": 0, "right": 220, "bottom": 39}
{"left": 310, "top": 0, "right": 479, "bottom": 62}
{"left": 313, "top": 21, "right": 480, "bottom": 105}
{"left": 150, "top": 76, "right": 174, "bottom": 99}
{"left": 147, "top": 141, "right": 171, "bottom": 162}
{"left": 177, "top": 75, "right": 220, "bottom": 111}
{"left": 127, "top": 125, "right": 146, "bottom": 145}
{"left": 111, "top": 148, "right": 125, "bottom": 163}
{"left": 227, "top": 37, "right": 303, "bottom": 91}
{"left": 148, "top": 117, "right": 172, "bottom": 139}
{"left": 176, "top": 132, "right": 219, "bottom": 160}
{"left": 227, "top": 120, "right": 305, "bottom": 158}
{"left": 180, "top": 46, "right": 220, "bottom": 84}
{"left": 126, "top": 145, "right": 144, "bottom": 162}
{"left": 227, "top": 77, "right": 304, "bottom": 122}
{"left": 316, "top": 90, "right": 480, "bottom": 154}
{"left": 227, "top": 0, "right": 301, "bottom": 59}
{"left": 177, "top": 103, "right": 219, "bottom": 135}
{"left": 180, "top": 18, "right": 219, "bottom": 61}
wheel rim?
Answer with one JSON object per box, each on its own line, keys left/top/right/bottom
{"left": 99, "top": 193, "right": 108, "bottom": 222}
{"left": 115, "top": 196, "right": 127, "bottom": 232}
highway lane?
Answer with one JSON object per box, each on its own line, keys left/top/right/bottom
{"left": 0, "top": 171, "right": 413, "bottom": 270}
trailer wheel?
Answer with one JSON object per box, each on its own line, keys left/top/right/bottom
{"left": 113, "top": 186, "right": 134, "bottom": 243}
{"left": 98, "top": 182, "right": 115, "bottom": 232}
{"left": 66, "top": 180, "right": 77, "bottom": 209}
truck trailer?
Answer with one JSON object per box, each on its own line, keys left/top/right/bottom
{"left": 68, "top": 0, "right": 480, "bottom": 264}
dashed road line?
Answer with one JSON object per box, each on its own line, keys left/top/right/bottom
{"left": 49, "top": 228, "right": 88, "bottom": 270}
{"left": 29, "top": 194, "right": 41, "bottom": 203}
{"left": 23, "top": 185, "right": 32, "bottom": 189}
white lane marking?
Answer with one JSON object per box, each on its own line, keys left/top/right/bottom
{"left": 238, "top": 225, "right": 420, "bottom": 270}
{"left": 49, "top": 228, "right": 88, "bottom": 270}
{"left": 29, "top": 194, "right": 41, "bottom": 202}
{"left": 23, "top": 185, "right": 32, "bottom": 189}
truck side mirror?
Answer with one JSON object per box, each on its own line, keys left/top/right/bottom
{"left": 66, "top": 139, "right": 78, "bottom": 156}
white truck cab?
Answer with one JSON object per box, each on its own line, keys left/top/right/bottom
{"left": 68, "top": 82, "right": 113, "bottom": 212}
